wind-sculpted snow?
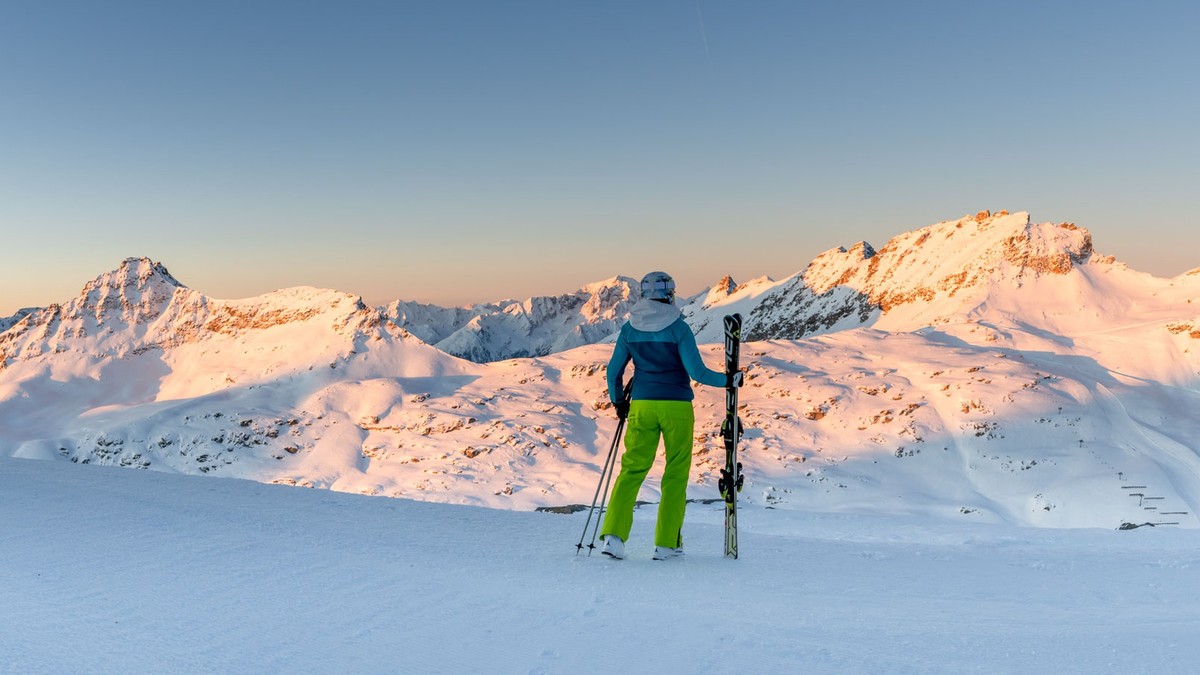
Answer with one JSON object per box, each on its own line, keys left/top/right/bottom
{"left": 5, "top": 213, "right": 1200, "bottom": 529}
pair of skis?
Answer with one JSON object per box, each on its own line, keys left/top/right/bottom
{"left": 720, "top": 313, "right": 744, "bottom": 559}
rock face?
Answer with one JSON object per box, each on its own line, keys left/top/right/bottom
{"left": 685, "top": 210, "right": 1112, "bottom": 343}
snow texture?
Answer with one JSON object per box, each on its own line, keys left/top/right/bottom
{"left": 3, "top": 455, "right": 1199, "bottom": 673}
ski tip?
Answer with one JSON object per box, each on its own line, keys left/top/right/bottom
{"left": 723, "top": 314, "right": 743, "bottom": 340}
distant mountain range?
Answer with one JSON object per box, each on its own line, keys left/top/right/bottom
{"left": 5, "top": 210, "right": 1200, "bottom": 528}
{"left": 374, "top": 209, "right": 1180, "bottom": 359}
{"left": 382, "top": 276, "right": 639, "bottom": 362}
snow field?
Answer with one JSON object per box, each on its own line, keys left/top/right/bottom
{"left": 4, "top": 457, "right": 1200, "bottom": 674}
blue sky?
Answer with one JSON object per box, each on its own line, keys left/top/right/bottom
{"left": 2, "top": 1, "right": 1198, "bottom": 315}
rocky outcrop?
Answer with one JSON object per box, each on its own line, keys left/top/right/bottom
{"left": 701, "top": 210, "right": 1109, "bottom": 342}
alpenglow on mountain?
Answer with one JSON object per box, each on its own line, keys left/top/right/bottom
{"left": 380, "top": 210, "right": 1135, "bottom": 360}
{"left": 4, "top": 210, "right": 1200, "bottom": 529}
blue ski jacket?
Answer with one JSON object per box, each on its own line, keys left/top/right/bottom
{"left": 607, "top": 301, "right": 726, "bottom": 402}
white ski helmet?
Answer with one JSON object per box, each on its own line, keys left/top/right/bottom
{"left": 640, "top": 271, "right": 676, "bottom": 303}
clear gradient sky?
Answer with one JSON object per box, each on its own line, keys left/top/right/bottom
{"left": 2, "top": 1, "right": 1198, "bottom": 316}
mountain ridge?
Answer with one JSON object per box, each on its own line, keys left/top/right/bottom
{"left": 2, "top": 210, "right": 1191, "bottom": 363}
{"left": 384, "top": 275, "right": 639, "bottom": 362}
{"left": 5, "top": 210, "right": 1200, "bottom": 529}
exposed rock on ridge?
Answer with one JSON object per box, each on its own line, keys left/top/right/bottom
{"left": 731, "top": 210, "right": 1105, "bottom": 341}
{"left": 0, "top": 211, "right": 1143, "bottom": 368}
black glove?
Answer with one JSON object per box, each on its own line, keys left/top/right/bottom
{"left": 614, "top": 400, "right": 630, "bottom": 420}
{"left": 726, "top": 371, "right": 744, "bottom": 388}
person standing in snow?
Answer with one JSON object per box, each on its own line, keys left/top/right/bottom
{"left": 600, "top": 271, "right": 742, "bottom": 560}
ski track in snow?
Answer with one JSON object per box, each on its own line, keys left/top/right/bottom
{"left": 4, "top": 457, "right": 1200, "bottom": 674}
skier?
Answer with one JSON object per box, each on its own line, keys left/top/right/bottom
{"left": 600, "top": 271, "right": 742, "bottom": 560}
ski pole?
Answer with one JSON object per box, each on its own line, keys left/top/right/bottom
{"left": 575, "top": 381, "right": 632, "bottom": 555}
{"left": 575, "top": 416, "right": 623, "bottom": 555}
{"left": 585, "top": 422, "right": 623, "bottom": 555}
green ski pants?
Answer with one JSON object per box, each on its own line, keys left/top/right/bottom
{"left": 601, "top": 400, "right": 695, "bottom": 548}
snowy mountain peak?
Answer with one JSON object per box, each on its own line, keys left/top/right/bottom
{"left": 84, "top": 256, "right": 184, "bottom": 294}
{"left": 75, "top": 257, "right": 186, "bottom": 324}
{"left": 700, "top": 275, "right": 739, "bottom": 308}
{"left": 1, "top": 258, "right": 198, "bottom": 370}
{"left": 580, "top": 274, "right": 637, "bottom": 296}
{"left": 0, "top": 259, "right": 416, "bottom": 379}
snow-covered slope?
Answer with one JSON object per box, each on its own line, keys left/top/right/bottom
{"left": 6, "top": 455, "right": 1200, "bottom": 673}
{"left": 5, "top": 211, "right": 1200, "bottom": 530}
